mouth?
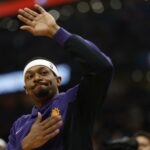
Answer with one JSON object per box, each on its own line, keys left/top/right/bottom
{"left": 33, "top": 84, "right": 50, "bottom": 98}
{"left": 32, "top": 82, "right": 48, "bottom": 89}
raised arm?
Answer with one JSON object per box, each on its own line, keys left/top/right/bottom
{"left": 17, "top": 3, "right": 114, "bottom": 119}
{"left": 17, "top": 4, "right": 113, "bottom": 76}
{"left": 63, "top": 32, "right": 113, "bottom": 118}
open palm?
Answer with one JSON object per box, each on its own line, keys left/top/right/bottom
{"left": 17, "top": 4, "right": 60, "bottom": 37}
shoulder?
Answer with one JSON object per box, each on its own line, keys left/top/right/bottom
{"left": 56, "top": 85, "right": 79, "bottom": 104}
{"left": 63, "top": 84, "right": 79, "bottom": 103}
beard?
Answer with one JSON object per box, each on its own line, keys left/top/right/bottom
{"left": 34, "top": 85, "right": 50, "bottom": 98}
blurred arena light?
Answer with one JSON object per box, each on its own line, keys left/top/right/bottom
{"left": 90, "top": 0, "right": 104, "bottom": 14}
{"left": 59, "top": 5, "right": 74, "bottom": 20}
{"left": 0, "top": 17, "right": 19, "bottom": 31}
{"left": 36, "top": 0, "right": 47, "bottom": 5}
{"left": 6, "top": 19, "right": 19, "bottom": 32}
{"left": 77, "top": 1, "right": 90, "bottom": 13}
{"left": 0, "top": 64, "right": 71, "bottom": 95}
{"left": 132, "top": 70, "right": 143, "bottom": 82}
{"left": 48, "top": 9, "right": 60, "bottom": 21}
{"left": 110, "top": 0, "right": 122, "bottom": 10}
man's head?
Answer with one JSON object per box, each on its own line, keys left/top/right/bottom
{"left": 134, "top": 131, "right": 150, "bottom": 150}
{"left": 0, "top": 138, "right": 6, "bottom": 150}
{"left": 23, "top": 58, "right": 61, "bottom": 107}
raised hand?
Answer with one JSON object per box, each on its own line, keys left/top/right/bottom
{"left": 21, "top": 112, "right": 63, "bottom": 150}
{"left": 17, "top": 4, "right": 60, "bottom": 38}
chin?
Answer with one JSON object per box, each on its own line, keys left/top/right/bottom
{"left": 34, "top": 86, "right": 50, "bottom": 98}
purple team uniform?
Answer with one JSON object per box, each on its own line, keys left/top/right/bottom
{"left": 7, "top": 28, "right": 113, "bottom": 150}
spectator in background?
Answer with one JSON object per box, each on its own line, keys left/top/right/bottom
{"left": 134, "top": 131, "right": 150, "bottom": 150}
{"left": 0, "top": 138, "right": 6, "bottom": 150}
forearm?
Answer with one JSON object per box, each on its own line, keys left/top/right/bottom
{"left": 65, "top": 35, "right": 113, "bottom": 71}
{"left": 53, "top": 28, "right": 113, "bottom": 73}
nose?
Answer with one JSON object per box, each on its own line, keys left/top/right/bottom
{"left": 33, "top": 73, "right": 42, "bottom": 82}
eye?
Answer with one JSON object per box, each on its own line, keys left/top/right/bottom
{"left": 41, "top": 71, "right": 48, "bottom": 76}
{"left": 26, "top": 74, "right": 33, "bottom": 80}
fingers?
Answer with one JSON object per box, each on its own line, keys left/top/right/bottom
{"left": 44, "top": 129, "right": 60, "bottom": 141}
{"left": 17, "top": 7, "right": 39, "bottom": 26}
{"left": 17, "top": 5, "right": 45, "bottom": 26}
{"left": 41, "top": 115, "right": 61, "bottom": 125}
{"left": 41, "top": 115, "right": 62, "bottom": 129}
{"left": 34, "top": 4, "right": 46, "bottom": 14}
{"left": 35, "top": 112, "right": 42, "bottom": 123}
{"left": 17, "top": 14, "right": 33, "bottom": 26}
{"left": 43, "top": 120, "right": 63, "bottom": 136}
{"left": 24, "top": 8, "right": 38, "bottom": 17}
{"left": 18, "top": 9, "right": 35, "bottom": 21}
{"left": 20, "top": 25, "right": 34, "bottom": 33}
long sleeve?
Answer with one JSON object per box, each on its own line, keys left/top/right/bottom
{"left": 54, "top": 28, "right": 114, "bottom": 150}
{"left": 64, "top": 34, "right": 113, "bottom": 118}
{"left": 54, "top": 28, "right": 113, "bottom": 115}
{"left": 53, "top": 27, "right": 113, "bottom": 74}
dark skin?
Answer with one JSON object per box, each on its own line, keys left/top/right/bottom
{"left": 21, "top": 112, "right": 63, "bottom": 150}
{"left": 22, "top": 65, "right": 62, "bottom": 150}
{"left": 24, "top": 65, "right": 61, "bottom": 108}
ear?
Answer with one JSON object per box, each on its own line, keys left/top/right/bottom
{"left": 24, "top": 86, "right": 29, "bottom": 95}
{"left": 56, "top": 76, "right": 61, "bottom": 87}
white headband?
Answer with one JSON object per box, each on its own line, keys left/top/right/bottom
{"left": 23, "top": 59, "right": 59, "bottom": 80}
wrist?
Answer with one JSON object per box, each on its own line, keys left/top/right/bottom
{"left": 52, "top": 27, "right": 71, "bottom": 46}
{"left": 21, "top": 136, "right": 32, "bottom": 150}
{"left": 47, "top": 24, "right": 60, "bottom": 38}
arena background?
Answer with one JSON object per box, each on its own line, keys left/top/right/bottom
{"left": 0, "top": 0, "right": 150, "bottom": 149}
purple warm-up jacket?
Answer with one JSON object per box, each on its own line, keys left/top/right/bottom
{"left": 7, "top": 28, "right": 113, "bottom": 150}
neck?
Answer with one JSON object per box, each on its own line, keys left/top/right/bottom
{"left": 34, "top": 91, "right": 59, "bottom": 108}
